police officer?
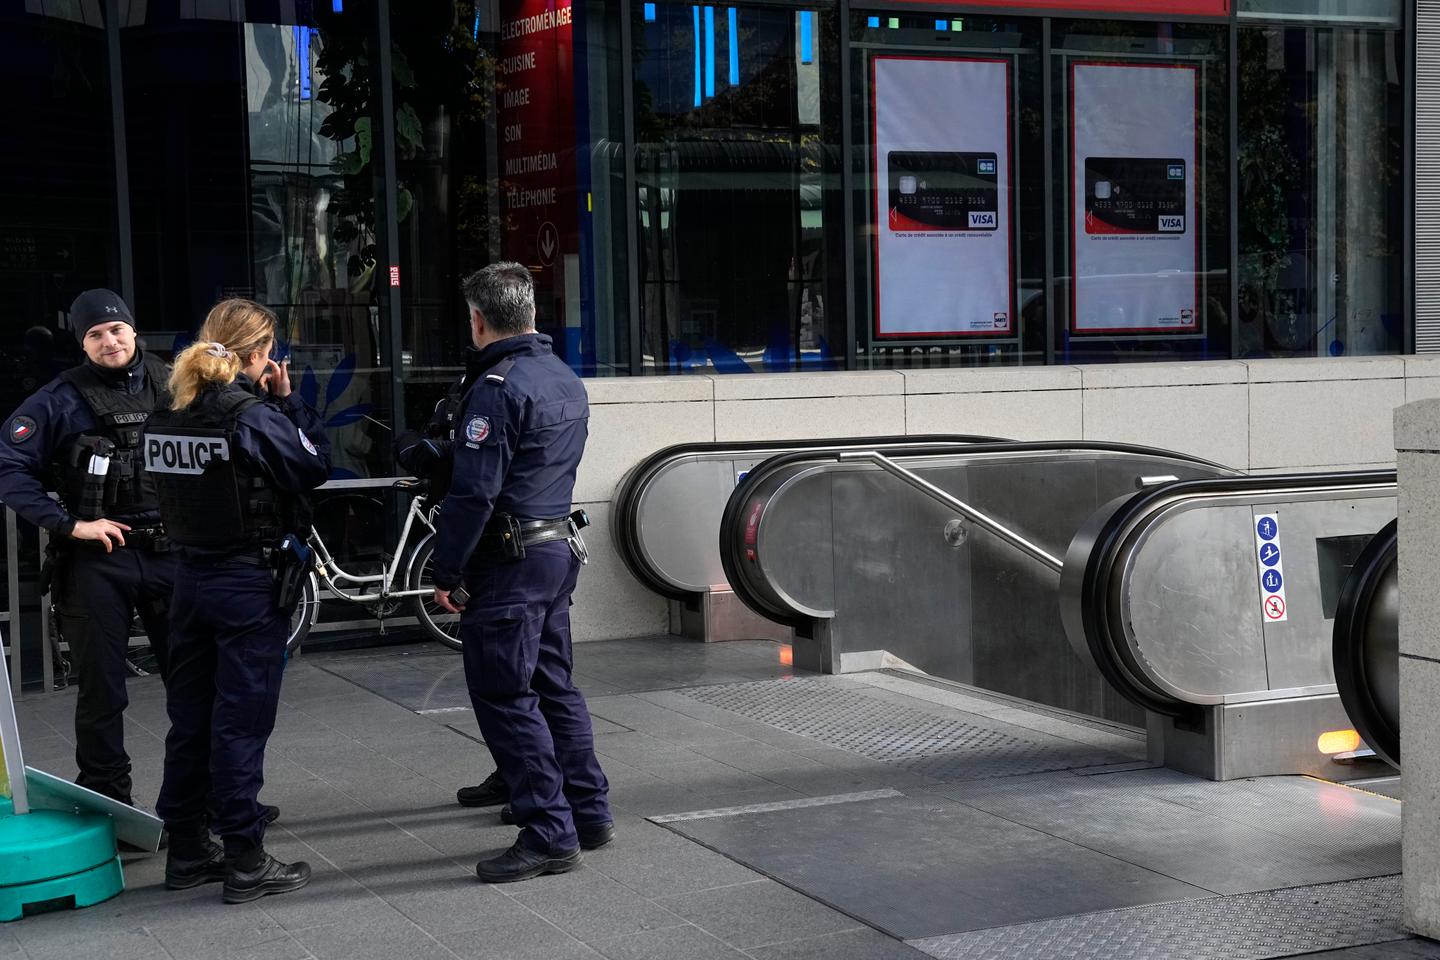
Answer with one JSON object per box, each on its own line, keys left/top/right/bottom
{"left": 431, "top": 262, "right": 612, "bottom": 883}
{"left": 143, "top": 299, "right": 330, "bottom": 903}
{"left": 0, "top": 289, "right": 175, "bottom": 806}
{"left": 394, "top": 378, "right": 512, "bottom": 814}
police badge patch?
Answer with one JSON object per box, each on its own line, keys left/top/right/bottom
{"left": 10, "top": 416, "right": 36, "bottom": 444}
{"left": 298, "top": 428, "right": 318, "bottom": 456}
{"left": 465, "top": 416, "right": 491, "bottom": 444}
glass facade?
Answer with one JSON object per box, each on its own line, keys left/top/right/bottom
{"left": 0, "top": 1, "right": 1414, "bottom": 431}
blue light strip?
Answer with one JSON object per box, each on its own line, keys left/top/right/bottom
{"left": 800, "top": 10, "right": 812, "bottom": 66}
{"left": 728, "top": 7, "right": 739, "bottom": 86}
{"left": 644, "top": 3, "right": 656, "bottom": 22}
{"left": 295, "top": 26, "right": 312, "bottom": 100}
{"left": 704, "top": 6, "right": 716, "bottom": 97}
{"left": 693, "top": 6, "right": 702, "bottom": 108}
{"left": 867, "top": 15, "right": 879, "bottom": 28}
{"left": 331, "top": 0, "right": 342, "bottom": 11}
{"left": 473, "top": 10, "right": 480, "bottom": 39}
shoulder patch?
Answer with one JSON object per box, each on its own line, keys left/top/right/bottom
{"left": 464, "top": 416, "right": 492, "bottom": 444}
{"left": 298, "top": 428, "right": 318, "bottom": 456}
{"left": 10, "top": 416, "right": 36, "bottom": 444}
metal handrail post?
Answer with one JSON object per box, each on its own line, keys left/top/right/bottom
{"left": 835, "top": 451, "right": 1065, "bottom": 574}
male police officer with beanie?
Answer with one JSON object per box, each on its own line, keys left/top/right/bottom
{"left": 0, "top": 289, "right": 175, "bottom": 805}
{"left": 431, "top": 262, "right": 613, "bottom": 883}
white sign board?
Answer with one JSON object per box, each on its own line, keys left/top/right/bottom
{"left": 872, "top": 56, "right": 1014, "bottom": 338}
{"left": 1254, "top": 513, "right": 1289, "bottom": 624}
{"left": 1070, "top": 61, "right": 1199, "bottom": 335}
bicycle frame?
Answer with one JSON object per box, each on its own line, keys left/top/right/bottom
{"left": 307, "top": 493, "right": 436, "bottom": 605}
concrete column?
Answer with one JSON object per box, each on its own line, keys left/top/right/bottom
{"left": 1397, "top": 398, "right": 1440, "bottom": 937}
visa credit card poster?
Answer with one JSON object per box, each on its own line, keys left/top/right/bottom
{"left": 872, "top": 56, "right": 1013, "bottom": 338}
{"left": 1070, "top": 62, "right": 1200, "bottom": 335}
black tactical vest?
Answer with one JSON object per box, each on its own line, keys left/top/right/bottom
{"left": 53, "top": 353, "right": 171, "bottom": 520}
{"left": 142, "top": 383, "right": 285, "bottom": 549}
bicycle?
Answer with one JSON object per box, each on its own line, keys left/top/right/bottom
{"left": 286, "top": 478, "right": 461, "bottom": 653}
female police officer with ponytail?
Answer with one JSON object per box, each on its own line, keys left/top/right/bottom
{"left": 141, "top": 299, "right": 330, "bottom": 904}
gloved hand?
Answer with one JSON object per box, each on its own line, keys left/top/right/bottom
{"left": 394, "top": 429, "right": 447, "bottom": 475}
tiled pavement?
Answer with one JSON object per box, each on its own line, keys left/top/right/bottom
{"left": 3, "top": 637, "right": 1438, "bottom": 960}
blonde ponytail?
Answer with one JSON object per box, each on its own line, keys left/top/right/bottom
{"left": 169, "top": 298, "right": 278, "bottom": 410}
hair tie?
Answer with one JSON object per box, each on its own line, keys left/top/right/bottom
{"left": 205, "top": 341, "right": 234, "bottom": 360}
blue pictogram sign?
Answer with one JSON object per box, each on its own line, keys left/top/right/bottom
{"left": 1261, "top": 569, "right": 1283, "bottom": 593}
{"left": 1256, "top": 517, "right": 1278, "bottom": 541}
{"left": 1259, "top": 543, "right": 1280, "bottom": 567}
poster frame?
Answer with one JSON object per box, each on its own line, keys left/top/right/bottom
{"left": 869, "top": 53, "right": 1018, "bottom": 341}
{"left": 1067, "top": 58, "right": 1203, "bottom": 337}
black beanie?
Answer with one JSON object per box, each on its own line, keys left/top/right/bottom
{"left": 70, "top": 289, "right": 135, "bottom": 344}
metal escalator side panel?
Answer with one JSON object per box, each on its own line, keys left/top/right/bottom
{"left": 1332, "top": 518, "right": 1400, "bottom": 768}
{"left": 614, "top": 435, "right": 1008, "bottom": 602}
{"left": 1062, "top": 493, "right": 1195, "bottom": 718}
{"left": 1065, "top": 471, "right": 1398, "bottom": 721}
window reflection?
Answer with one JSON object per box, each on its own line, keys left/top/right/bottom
{"left": 1237, "top": 25, "right": 1403, "bottom": 358}
{"left": 634, "top": 3, "right": 841, "bottom": 374}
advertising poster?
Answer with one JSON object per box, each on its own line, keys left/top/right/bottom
{"left": 872, "top": 56, "right": 1013, "bottom": 338}
{"left": 1070, "top": 61, "right": 1199, "bottom": 335}
{"left": 496, "top": 1, "right": 579, "bottom": 337}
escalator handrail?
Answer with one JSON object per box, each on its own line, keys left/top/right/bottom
{"left": 719, "top": 440, "right": 1241, "bottom": 632}
{"left": 1332, "top": 518, "right": 1400, "bottom": 767}
{"left": 611, "top": 435, "right": 1004, "bottom": 602}
{"left": 1075, "top": 469, "right": 1397, "bottom": 719}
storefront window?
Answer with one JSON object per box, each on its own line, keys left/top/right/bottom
{"left": 1236, "top": 24, "right": 1404, "bottom": 357}
{"left": 851, "top": 12, "right": 1044, "bottom": 370}
{"left": 392, "top": 0, "right": 629, "bottom": 428}
{"left": 121, "top": 2, "right": 389, "bottom": 477}
{"left": 1051, "top": 20, "right": 1231, "bottom": 364}
{"left": 0, "top": 6, "right": 116, "bottom": 417}
{"left": 634, "top": 2, "right": 843, "bottom": 374}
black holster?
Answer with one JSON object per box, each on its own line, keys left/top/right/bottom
{"left": 271, "top": 534, "right": 311, "bottom": 615}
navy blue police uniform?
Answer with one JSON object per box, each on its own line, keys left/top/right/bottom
{"left": 145, "top": 376, "right": 329, "bottom": 853}
{"left": 430, "top": 333, "right": 611, "bottom": 867}
{"left": 0, "top": 348, "right": 176, "bottom": 804}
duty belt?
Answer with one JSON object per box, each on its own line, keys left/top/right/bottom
{"left": 75, "top": 525, "right": 171, "bottom": 552}
{"left": 477, "top": 517, "right": 575, "bottom": 555}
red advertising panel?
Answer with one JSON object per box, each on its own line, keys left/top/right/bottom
{"left": 496, "top": 1, "right": 577, "bottom": 325}
{"left": 882, "top": 0, "right": 1228, "bottom": 14}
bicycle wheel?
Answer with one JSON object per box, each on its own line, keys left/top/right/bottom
{"left": 407, "top": 532, "right": 462, "bottom": 652}
{"left": 286, "top": 571, "right": 320, "bottom": 654}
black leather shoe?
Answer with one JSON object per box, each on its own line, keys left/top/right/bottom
{"left": 261, "top": 804, "right": 280, "bottom": 826}
{"left": 577, "top": 821, "right": 615, "bottom": 851}
{"left": 476, "top": 843, "right": 580, "bottom": 883}
{"left": 222, "top": 854, "right": 312, "bottom": 904}
{"left": 457, "top": 770, "right": 509, "bottom": 808}
{"left": 499, "top": 804, "right": 516, "bottom": 825}
{"left": 165, "top": 839, "right": 227, "bottom": 890}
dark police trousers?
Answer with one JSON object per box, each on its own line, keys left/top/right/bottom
{"left": 57, "top": 543, "right": 176, "bottom": 804}
{"left": 156, "top": 561, "right": 286, "bottom": 843}
{"left": 462, "top": 541, "right": 610, "bottom": 853}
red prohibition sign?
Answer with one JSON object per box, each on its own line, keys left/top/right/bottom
{"left": 1263, "top": 595, "right": 1286, "bottom": 620}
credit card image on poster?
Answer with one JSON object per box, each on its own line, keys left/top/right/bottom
{"left": 887, "top": 151, "right": 1000, "bottom": 232}
{"left": 1084, "top": 157, "right": 1186, "bottom": 236}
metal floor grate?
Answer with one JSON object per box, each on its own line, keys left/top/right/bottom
{"left": 906, "top": 875, "right": 1406, "bottom": 960}
{"left": 679, "top": 677, "right": 1130, "bottom": 781}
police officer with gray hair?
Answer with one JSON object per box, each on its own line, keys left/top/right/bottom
{"left": 0, "top": 289, "right": 175, "bottom": 807}
{"left": 431, "top": 262, "right": 612, "bottom": 883}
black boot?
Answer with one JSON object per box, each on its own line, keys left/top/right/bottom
{"left": 577, "top": 821, "right": 616, "bottom": 851}
{"left": 165, "top": 836, "right": 226, "bottom": 890}
{"left": 457, "top": 770, "right": 509, "bottom": 808}
{"left": 476, "top": 842, "right": 580, "bottom": 883}
{"left": 221, "top": 839, "right": 311, "bottom": 904}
